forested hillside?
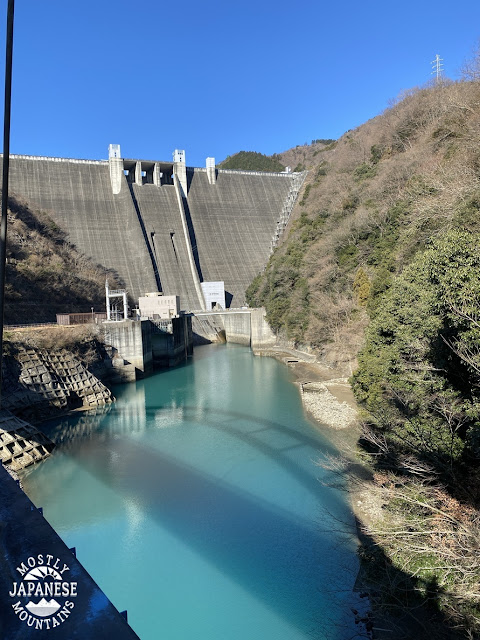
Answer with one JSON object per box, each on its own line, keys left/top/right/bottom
{"left": 248, "top": 76, "right": 480, "bottom": 637}
{"left": 218, "top": 150, "right": 285, "bottom": 172}
{"left": 4, "top": 196, "right": 122, "bottom": 323}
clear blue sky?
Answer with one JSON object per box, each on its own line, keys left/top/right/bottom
{"left": 0, "top": 0, "right": 479, "bottom": 167}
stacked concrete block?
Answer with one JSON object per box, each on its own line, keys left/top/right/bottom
{"left": 0, "top": 409, "right": 54, "bottom": 471}
{"left": 2, "top": 347, "right": 113, "bottom": 421}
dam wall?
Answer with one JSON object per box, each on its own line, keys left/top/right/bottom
{"left": 3, "top": 154, "right": 302, "bottom": 313}
{"left": 130, "top": 180, "right": 204, "bottom": 310}
{"left": 3, "top": 157, "right": 157, "bottom": 302}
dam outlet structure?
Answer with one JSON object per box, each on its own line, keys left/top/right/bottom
{"left": 1, "top": 146, "right": 307, "bottom": 315}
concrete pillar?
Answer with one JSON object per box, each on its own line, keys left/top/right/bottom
{"left": 173, "top": 149, "right": 188, "bottom": 196}
{"left": 206, "top": 157, "right": 216, "bottom": 185}
{"left": 135, "top": 161, "right": 142, "bottom": 186}
{"left": 103, "top": 320, "right": 153, "bottom": 378}
{"left": 108, "top": 144, "right": 123, "bottom": 195}
{"left": 153, "top": 162, "right": 161, "bottom": 187}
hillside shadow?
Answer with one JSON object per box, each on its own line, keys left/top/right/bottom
{"left": 355, "top": 523, "right": 468, "bottom": 639}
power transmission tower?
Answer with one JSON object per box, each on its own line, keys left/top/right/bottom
{"left": 431, "top": 54, "right": 444, "bottom": 83}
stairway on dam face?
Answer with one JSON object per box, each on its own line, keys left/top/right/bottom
{"left": 186, "top": 170, "right": 292, "bottom": 306}
{"left": 4, "top": 157, "right": 157, "bottom": 302}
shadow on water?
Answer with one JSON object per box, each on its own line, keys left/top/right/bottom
{"left": 60, "top": 435, "right": 359, "bottom": 639}
{"left": 32, "top": 401, "right": 362, "bottom": 638}
{"left": 40, "top": 401, "right": 346, "bottom": 503}
{"left": 166, "top": 405, "right": 341, "bottom": 498}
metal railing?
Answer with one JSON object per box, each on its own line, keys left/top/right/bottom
{"left": 4, "top": 322, "right": 58, "bottom": 329}
{"left": 1, "top": 153, "right": 107, "bottom": 165}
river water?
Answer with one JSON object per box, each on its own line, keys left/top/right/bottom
{"left": 21, "top": 344, "right": 362, "bottom": 639}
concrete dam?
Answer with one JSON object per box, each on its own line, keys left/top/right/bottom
{"left": 2, "top": 146, "right": 306, "bottom": 311}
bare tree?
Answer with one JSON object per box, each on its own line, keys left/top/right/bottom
{"left": 461, "top": 39, "right": 480, "bottom": 81}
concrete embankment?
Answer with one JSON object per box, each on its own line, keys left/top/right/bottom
{"left": 0, "top": 410, "right": 54, "bottom": 472}
{"left": 2, "top": 345, "right": 113, "bottom": 421}
{"left": 1, "top": 343, "right": 113, "bottom": 471}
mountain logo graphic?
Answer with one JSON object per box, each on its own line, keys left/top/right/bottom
{"left": 9, "top": 554, "right": 78, "bottom": 630}
{"left": 25, "top": 598, "right": 61, "bottom": 617}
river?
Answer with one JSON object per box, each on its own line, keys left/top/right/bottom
{"left": 21, "top": 343, "right": 363, "bottom": 639}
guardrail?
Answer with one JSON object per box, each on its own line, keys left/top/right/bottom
{"left": 5, "top": 322, "right": 61, "bottom": 329}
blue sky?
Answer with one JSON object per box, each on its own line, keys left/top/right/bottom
{"left": 1, "top": 0, "right": 479, "bottom": 167}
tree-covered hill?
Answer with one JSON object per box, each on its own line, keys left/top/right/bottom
{"left": 248, "top": 80, "right": 480, "bottom": 368}
{"left": 247, "top": 75, "right": 480, "bottom": 637}
{"left": 218, "top": 150, "right": 285, "bottom": 172}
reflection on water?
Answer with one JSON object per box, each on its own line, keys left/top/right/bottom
{"left": 22, "top": 344, "right": 364, "bottom": 640}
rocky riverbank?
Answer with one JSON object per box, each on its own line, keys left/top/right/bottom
{"left": 254, "top": 346, "right": 359, "bottom": 431}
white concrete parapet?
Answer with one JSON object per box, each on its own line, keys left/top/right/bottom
{"left": 108, "top": 144, "right": 123, "bottom": 194}
{"left": 206, "top": 157, "right": 216, "bottom": 185}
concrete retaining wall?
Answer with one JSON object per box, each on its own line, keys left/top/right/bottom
{"left": 196, "top": 307, "right": 277, "bottom": 350}
{"left": 251, "top": 308, "right": 277, "bottom": 351}
{"left": 103, "top": 320, "right": 153, "bottom": 382}
{"left": 0, "top": 410, "right": 54, "bottom": 471}
{"left": 103, "top": 318, "right": 193, "bottom": 378}
{"left": 222, "top": 313, "right": 251, "bottom": 346}
{"left": 151, "top": 316, "right": 193, "bottom": 368}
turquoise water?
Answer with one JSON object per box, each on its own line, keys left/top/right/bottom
{"left": 21, "top": 344, "right": 362, "bottom": 639}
